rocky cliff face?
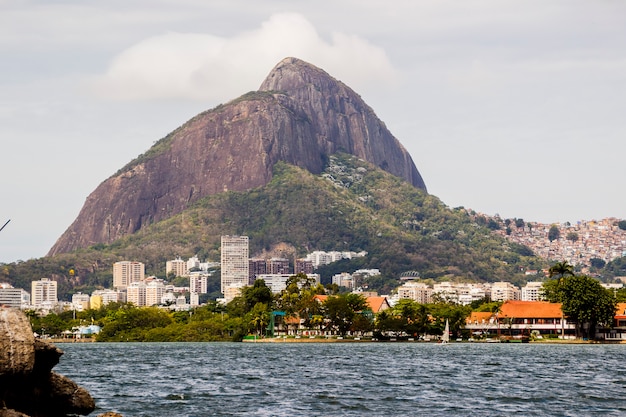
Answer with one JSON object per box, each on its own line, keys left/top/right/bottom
{"left": 49, "top": 57, "right": 426, "bottom": 255}
{"left": 0, "top": 308, "right": 96, "bottom": 417}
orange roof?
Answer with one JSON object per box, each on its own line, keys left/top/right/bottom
{"left": 616, "top": 303, "right": 626, "bottom": 318}
{"left": 312, "top": 294, "right": 389, "bottom": 312}
{"left": 498, "top": 300, "right": 563, "bottom": 318}
{"left": 466, "top": 311, "right": 494, "bottom": 324}
{"left": 366, "top": 296, "right": 390, "bottom": 313}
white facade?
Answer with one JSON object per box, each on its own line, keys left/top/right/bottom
{"left": 31, "top": 278, "right": 57, "bottom": 307}
{"left": 332, "top": 272, "right": 354, "bottom": 289}
{"left": 220, "top": 235, "right": 249, "bottom": 294}
{"left": 432, "top": 282, "right": 459, "bottom": 303}
{"left": 71, "top": 292, "right": 91, "bottom": 311}
{"left": 491, "top": 281, "right": 521, "bottom": 302}
{"left": 0, "top": 284, "right": 30, "bottom": 309}
{"left": 91, "top": 289, "right": 121, "bottom": 308}
{"left": 521, "top": 281, "right": 545, "bottom": 301}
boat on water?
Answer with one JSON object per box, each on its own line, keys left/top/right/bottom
{"left": 440, "top": 319, "right": 450, "bottom": 344}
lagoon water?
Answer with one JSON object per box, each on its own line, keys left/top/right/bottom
{"left": 55, "top": 342, "right": 626, "bottom": 416}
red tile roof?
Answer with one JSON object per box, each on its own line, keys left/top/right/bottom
{"left": 466, "top": 311, "right": 494, "bottom": 324}
{"left": 498, "top": 300, "right": 563, "bottom": 318}
{"left": 312, "top": 294, "right": 389, "bottom": 312}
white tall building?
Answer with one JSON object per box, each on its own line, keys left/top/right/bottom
{"left": 31, "top": 278, "right": 57, "bottom": 307}
{"left": 220, "top": 235, "right": 249, "bottom": 295}
{"left": 113, "top": 261, "right": 145, "bottom": 289}
{"left": 521, "top": 281, "right": 545, "bottom": 301}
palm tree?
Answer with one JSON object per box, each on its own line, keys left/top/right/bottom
{"left": 548, "top": 261, "right": 574, "bottom": 279}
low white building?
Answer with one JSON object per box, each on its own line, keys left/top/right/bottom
{"left": 71, "top": 293, "right": 91, "bottom": 311}
{"left": 0, "top": 283, "right": 30, "bottom": 309}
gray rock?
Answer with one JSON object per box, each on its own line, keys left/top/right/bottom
{"left": 0, "top": 308, "right": 35, "bottom": 376}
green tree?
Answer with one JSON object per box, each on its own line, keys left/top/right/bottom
{"left": 589, "top": 258, "right": 606, "bottom": 269}
{"left": 322, "top": 293, "right": 367, "bottom": 336}
{"left": 566, "top": 232, "right": 579, "bottom": 242}
{"left": 548, "top": 225, "right": 561, "bottom": 242}
{"left": 618, "top": 220, "right": 626, "bottom": 231}
{"left": 241, "top": 279, "right": 273, "bottom": 313}
{"left": 543, "top": 272, "right": 616, "bottom": 339}
{"left": 246, "top": 302, "right": 271, "bottom": 336}
{"left": 548, "top": 261, "right": 574, "bottom": 279}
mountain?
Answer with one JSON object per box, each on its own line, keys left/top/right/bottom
{"left": 4, "top": 154, "right": 540, "bottom": 300}
{"left": 48, "top": 57, "right": 425, "bottom": 256}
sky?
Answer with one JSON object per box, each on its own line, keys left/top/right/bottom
{"left": 1, "top": 0, "right": 625, "bottom": 264}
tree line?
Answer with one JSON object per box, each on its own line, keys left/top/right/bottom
{"left": 27, "top": 264, "right": 625, "bottom": 342}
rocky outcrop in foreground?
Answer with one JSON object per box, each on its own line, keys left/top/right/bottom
{"left": 0, "top": 308, "right": 95, "bottom": 417}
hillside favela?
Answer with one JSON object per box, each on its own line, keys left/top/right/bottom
{"left": 2, "top": 56, "right": 626, "bottom": 417}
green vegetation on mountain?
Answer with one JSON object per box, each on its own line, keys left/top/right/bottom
{"left": 2, "top": 154, "right": 542, "bottom": 300}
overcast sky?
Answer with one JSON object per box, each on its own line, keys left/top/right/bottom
{"left": 1, "top": 0, "right": 625, "bottom": 263}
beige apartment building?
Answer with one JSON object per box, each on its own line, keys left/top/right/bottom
{"left": 31, "top": 278, "right": 57, "bottom": 307}
{"left": 166, "top": 258, "right": 188, "bottom": 278}
{"left": 113, "top": 261, "right": 145, "bottom": 289}
{"left": 397, "top": 281, "right": 433, "bottom": 304}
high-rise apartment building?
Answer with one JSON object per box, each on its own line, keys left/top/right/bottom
{"left": 145, "top": 279, "right": 165, "bottom": 306}
{"left": 295, "top": 259, "right": 314, "bottom": 275}
{"left": 127, "top": 281, "right": 147, "bottom": 307}
{"left": 189, "top": 272, "right": 208, "bottom": 294}
{"left": 166, "top": 258, "right": 188, "bottom": 278}
{"left": 397, "top": 281, "right": 433, "bottom": 304}
{"left": 31, "top": 278, "right": 57, "bottom": 307}
{"left": 249, "top": 258, "right": 267, "bottom": 282}
{"left": 113, "top": 261, "right": 145, "bottom": 289}
{"left": 220, "top": 235, "right": 249, "bottom": 295}
{"left": 491, "top": 281, "right": 521, "bottom": 302}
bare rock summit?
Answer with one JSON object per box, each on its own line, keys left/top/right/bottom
{"left": 49, "top": 57, "right": 426, "bottom": 255}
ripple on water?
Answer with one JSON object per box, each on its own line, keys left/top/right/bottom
{"left": 54, "top": 342, "right": 626, "bottom": 416}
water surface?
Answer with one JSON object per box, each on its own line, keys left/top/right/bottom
{"left": 55, "top": 342, "right": 626, "bottom": 416}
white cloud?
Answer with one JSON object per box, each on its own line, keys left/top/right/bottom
{"left": 87, "top": 12, "right": 396, "bottom": 101}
